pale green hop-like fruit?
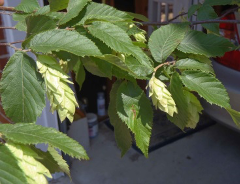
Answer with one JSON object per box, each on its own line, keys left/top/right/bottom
{"left": 149, "top": 76, "right": 177, "bottom": 116}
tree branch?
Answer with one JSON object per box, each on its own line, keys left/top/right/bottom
{"left": 142, "top": 19, "right": 240, "bottom": 26}
{"left": 0, "top": 41, "right": 30, "bottom": 52}
{"left": 218, "top": 6, "right": 240, "bottom": 20}
{"left": 0, "top": 11, "right": 12, "bottom": 16}
{"left": 168, "top": 12, "right": 188, "bottom": 22}
{"left": 0, "top": 26, "right": 16, "bottom": 30}
{"left": 0, "top": 6, "right": 21, "bottom": 13}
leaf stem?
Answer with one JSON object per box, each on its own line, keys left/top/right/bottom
{"left": 154, "top": 61, "right": 176, "bottom": 73}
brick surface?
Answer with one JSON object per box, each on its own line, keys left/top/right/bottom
{"left": 0, "top": 29, "right": 4, "bottom": 40}
{"left": 0, "top": 16, "right": 12, "bottom": 124}
{"left": 0, "top": 45, "right": 8, "bottom": 55}
{"left": 0, "top": 15, "right": 2, "bottom": 26}
{"left": 0, "top": 57, "right": 8, "bottom": 70}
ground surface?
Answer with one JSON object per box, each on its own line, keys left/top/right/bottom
{"left": 50, "top": 122, "right": 240, "bottom": 184}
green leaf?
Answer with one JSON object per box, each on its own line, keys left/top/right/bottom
{"left": 112, "top": 66, "right": 137, "bottom": 82}
{"left": 76, "top": 2, "right": 132, "bottom": 25}
{"left": 28, "top": 29, "right": 102, "bottom": 57}
{"left": 0, "top": 123, "right": 89, "bottom": 160}
{"left": 48, "top": 146, "right": 71, "bottom": 177}
{"left": 173, "top": 50, "right": 213, "bottom": 65}
{"left": 167, "top": 72, "right": 189, "bottom": 130}
{"left": 26, "top": 15, "right": 57, "bottom": 37}
{"left": 108, "top": 81, "right": 132, "bottom": 157}
{"left": 125, "top": 56, "right": 152, "bottom": 78}
{"left": 12, "top": 13, "right": 30, "bottom": 32}
{"left": 0, "top": 52, "right": 45, "bottom": 123}
{"left": 54, "top": 51, "right": 79, "bottom": 70}
{"left": 76, "top": 27, "right": 113, "bottom": 54}
{"left": 5, "top": 142, "right": 51, "bottom": 184}
{"left": 48, "top": 0, "right": 69, "bottom": 12}
{"left": 88, "top": 21, "right": 153, "bottom": 76}
{"left": 73, "top": 60, "right": 86, "bottom": 90}
{"left": 180, "top": 71, "right": 231, "bottom": 108}
{"left": 178, "top": 30, "right": 234, "bottom": 57}
{"left": 188, "top": 4, "right": 202, "bottom": 18}
{"left": 197, "top": 5, "right": 219, "bottom": 34}
{"left": 127, "top": 12, "right": 148, "bottom": 22}
{"left": 97, "top": 54, "right": 130, "bottom": 72}
{"left": 82, "top": 57, "right": 112, "bottom": 79}
{"left": 148, "top": 76, "right": 177, "bottom": 117}
{"left": 149, "top": 23, "right": 189, "bottom": 63}
{"left": 35, "top": 5, "right": 65, "bottom": 20}
{"left": 59, "top": 0, "right": 89, "bottom": 25}
{"left": 87, "top": 21, "right": 135, "bottom": 53}
{"left": 175, "top": 58, "right": 214, "bottom": 74}
{"left": 189, "top": 54, "right": 212, "bottom": 65}
{"left": 227, "top": 108, "right": 240, "bottom": 128}
{"left": 203, "top": 0, "right": 240, "bottom": 6}
{"left": 184, "top": 90, "right": 203, "bottom": 129}
{"left": 37, "top": 55, "right": 78, "bottom": 122}
{"left": 15, "top": 0, "right": 40, "bottom": 13}
{"left": 115, "top": 22, "right": 145, "bottom": 36}
{"left": 0, "top": 144, "right": 28, "bottom": 184}
{"left": 116, "top": 81, "right": 153, "bottom": 157}
{"left": 31, "top": 146, "right": 70, "bottom": 177}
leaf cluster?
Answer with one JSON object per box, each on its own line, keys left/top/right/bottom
{"left": 1, "top": 0, "right": 240, "bottom": 182}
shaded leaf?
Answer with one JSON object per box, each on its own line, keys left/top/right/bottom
{"left": 0, "top": 52, "right": 45, "bottom": 123}
{"left": 203, "top": 0, "right": 240, "bottom": 6}
{"left": 178, "top": 30, "right": 234, "bottom": 57}
{"left": 82, "top": 57, "right": 112, "bottom": 79}
{"left": 116, "top": 81, "right": 153, "bottom": 157}
{"left": 59, "top": 0, "right": 89, "bottom": 25}
{"left": 31, "top": 146, "right": 70, "bottom": 177}
{"left": 197, "top": 5, "right": 219, "bottom": 34}
{"left": 88, "top": 21, "right": 153, "bottom": 76}
{"left": 73, "top": 60, "right": 86, "bottom": 90}
{"left": 108, "top": 81, "right": 132, "bottom": 157}
{"left": 48, "top": 146, "right": 70, "bottom": 178}
{"left": 34, "top": 5, "right": 65, "bottom": 20}
{"left": 175, "top": 58, "right": 214, "bottom": 74}
{"left": 97, "top": 54, "right": 130, "bottom": 72}
{"left": 26, "top": 15, "right": 57, "bottom": 38}
{"left": 112, "top": 66, "right": 137, "bottom": 83}
{"left": 184, "top": 90, "right": 203, "bottom": 129}
{"left": 48, "top": 0, "right": 69, "bottom": 12}
{"left": 0, "top": 123, "right": 89, "bottom": 160}
{"left": 188, "top": 4, "right": 202, "bottom": 18}
{"left": 127, "top": 12, "right": 148, "bottom": 21}
{"left": 77, "top": 2, "right": 132, "bottom": 25}
{"left": 167, "top": 73, "right": 189, "bottom": 130}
